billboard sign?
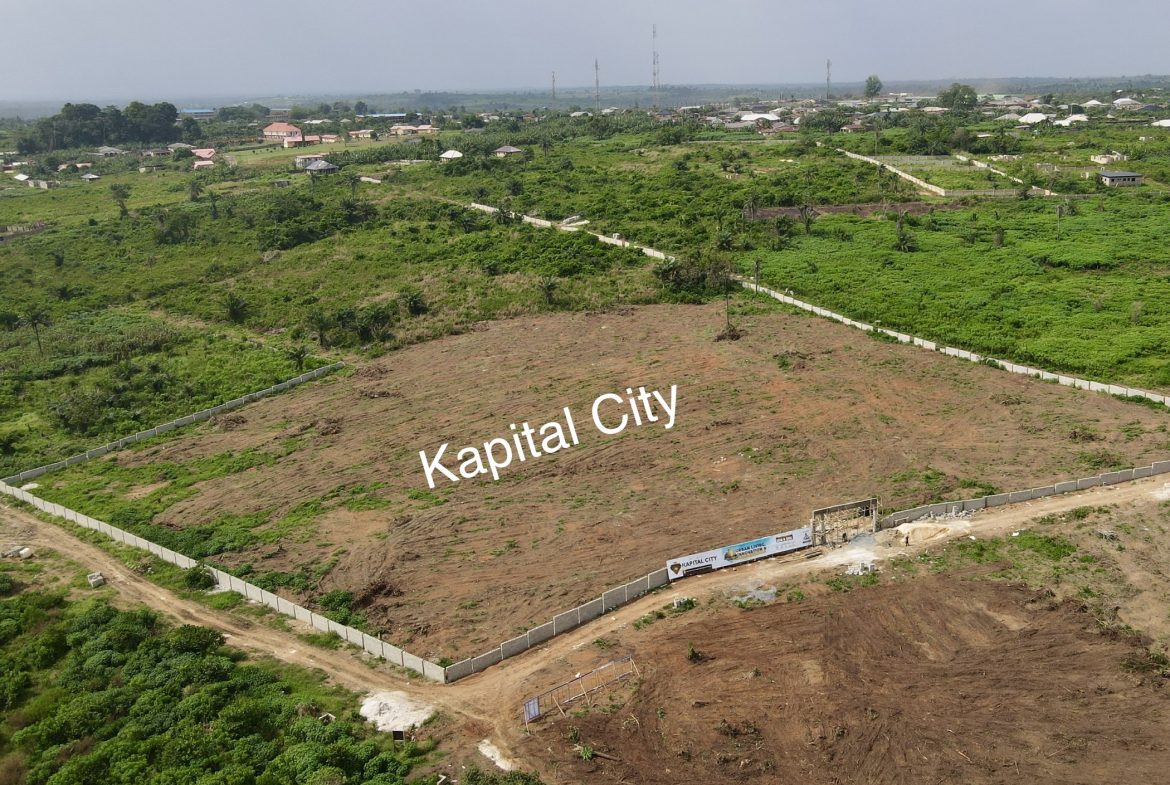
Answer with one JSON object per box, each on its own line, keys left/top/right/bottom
{"left": 666, "top": 527, "right": 813, "bottom": 580}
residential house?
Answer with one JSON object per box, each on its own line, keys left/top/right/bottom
{"left": 303, "top": 159, "right": 339, "bottom": 174}
{"left": 96, "top": 146, "right": 126, "bottom": 156}
{"left": 389, "top": 124, "right": 438, "bottom": 136}
{"left": 320, "top": 134, "right": 340, "bottom": 143}
{"left": 1091, "top": 152, "right": 1127, "bottom": 165}
{"left": 179, "top": 108, "right": 216, "bottom": 120}
{"left": 81, "top": 172, "right": 101, "bottom": 181}
{"left": 262, "top": 122, "right": 302, "bottom": 141}
{"left": 348, "top": 129, "right": 375, "bottom": 139}
{"left": 294, "top": 153, "right": 327, "bottom": 169}
{"left": 1018, "top": 112, "right": 1050, "bottom": 124}
{"left": 439, "top": 149, "right": 463, "bottom": 161}
{"left": 192, "top": 160, "right": 215, "bottom": 170}
{"left": 1099, "top": 170, "right": 1142, "bottom": 187}
{"left": 191, "top": 148, "right": 216, "bottom": 159}
{"left": 167, "top": 142, "right": 195, "bottom": 151}
{"left": 493, "top": 145, "right": 523, "bottom": 157}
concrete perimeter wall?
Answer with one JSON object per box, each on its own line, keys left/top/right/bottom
{"left": 741, "top": 280, "right": 1168, "bottom": 410}
{"left": 0, "top": 481, "right": 446, "bottom": 683}
{"left": 879, "top": 460, "right": 1170, "bottom": 528}
{"left": 443, "top": 567, "right": 671, "bottom": 683}
{"left": 2, "top": 363, "right": 346, "bottom": 486}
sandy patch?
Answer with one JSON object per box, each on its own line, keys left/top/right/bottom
{"left": 477, "top": 739, "right": 516, "bottom": 770}
{"left": 360, "top": 691, "right": 434, "bottom": 731}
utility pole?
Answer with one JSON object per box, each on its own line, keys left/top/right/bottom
{"left": 594, "top": 59, "right": 601, "bottom": 112}
{"left": 826, "top": 59, "right": 832, "bottom": 101}
{"left": 551, "top": 71, "right": 556, "bottom": 102}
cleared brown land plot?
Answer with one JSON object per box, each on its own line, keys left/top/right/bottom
{"left": 529, "top": 575, "right": 1170, "bottom": 785}
{"left": 82, "top": 302, "right": 1170, "bottom": 660}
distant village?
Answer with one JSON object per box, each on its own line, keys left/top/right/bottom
{"left": 4, "top": 90, "right": 1169, "bottom": 192}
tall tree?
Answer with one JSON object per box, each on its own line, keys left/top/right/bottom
{"left": 109, "top": 183, "right": 131, "bottom": 218}
{"left": 864, "top": 75, "right": 883, "bottom": 99}
{"left": 22, "top": 303, "right": 51, "bottom": 358}
{"left": 936, "top": 82, "right": 978, "bottom": 111}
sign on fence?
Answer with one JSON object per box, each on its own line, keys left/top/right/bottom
{"left": 666, "top": 526, "right": 812, "bottom": 580}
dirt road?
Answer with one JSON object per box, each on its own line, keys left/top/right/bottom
{"left": 5, "top": 471, "right": 1170, "bottom": 775}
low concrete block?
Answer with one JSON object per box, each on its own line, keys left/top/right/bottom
{"left": 444, "top": 659, "right": 476, "bottom": 683}
{"left": 362, "top": 634, "right": 384, "bottom": 659}
{"left": 527, "top": 622, "right": 554, "bottom": 647}
{"left": 1077, "top": 476, "right": 1101, "bottom": 490}
{"left": 294, "top": 605, "right": 312, "bottom": 623}
{"left": 647, "top": 568, "right": 670, "bottom": 589}
{"left": 277, "top": 597, "right": 296, "bottom": 616}
{"left": 1031, "top": 486, "right": 1056, "bottom": 499}
{"left": 553, "top": 609, "right": 579, "bottom": 636}
{"left": 1101, "top": 471, "right": 1124, "bottom": 485}
{"left": 501, "top": 635, "right": 529, "bottom": 659}
{"left": 962, "top": 498, "right": 986, "bottom": 513}
{"left": 1055, "top": 481, "right": 1078, "bottom": 493}
{"left": 402, "top": 652, "right": 430, "bottom": 675}
{"left": 1153, "top": 461, "right": 1170, "bottom": 475}
{"left": 381, "top": 644, "right": 405, "bottom": 667}
{"left": 310, "top": 613, "right": 330, "bottom": 633}
{"left": 985, "top": 493, "right": 1010, "bottom": 507}
{"left": 421, "top": 660, "right": 446, "bottom": 683}
{"left": 1134, "top": 466, "right": 1153, "bottom": 479}
{"left": 623, "top": 576, "right": 650, "bottom": 599}
{"left": 602, "top": 587, "right": 627, "bottom": 611}
{"left": 578, "top": 598, "right": 604, "bottom": 623}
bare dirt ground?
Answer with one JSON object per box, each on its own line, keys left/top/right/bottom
{"left": 7, "top": 473, "right": 1170, "bottom": 782}
{"left": 50, "top": 302, "right": 1170, "bottom": 660}
{"left": 530, "top": 576, "right": 1170, "bottom": 785}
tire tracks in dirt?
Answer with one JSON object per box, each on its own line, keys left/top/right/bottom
{"left": 4, "top": 473, "right": 1170, "bottom": 774}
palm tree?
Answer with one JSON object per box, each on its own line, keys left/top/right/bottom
{"left": 287, "top": 344, "right": 310, "bottom": 371}
{"left": 223, "top": 292, "right": 248, "bottom": 324}
{"left": 537, "top": 275, "right": 559, "bottom": 305}
{"left": 343, "top": 172, "right": 360, "bottom": 198}
{"left": 306, "top": 309, "right": 332, "bottom": 348}
{"left": 187, "top": 179, "right": 204, "bottom": 202}
{"left": 22, "top": 303, "right": 51, "bottom": 358}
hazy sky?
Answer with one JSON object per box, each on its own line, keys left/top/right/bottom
{"left": 9, "top": 0, "right": 1169, "bottom": 102}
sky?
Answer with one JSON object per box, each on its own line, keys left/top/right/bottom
{"left": 8, "top": 0, "right": 1170, "bottom": 102}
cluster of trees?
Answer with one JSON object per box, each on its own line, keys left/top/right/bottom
{"left": 17, "top": 101, "right": 184, "bottom": 152}
{"left": 0, "top": 588, "right": 435, "bottom": 784}
{"left": 252, "top": 191, "right": 377, "bottom": 250}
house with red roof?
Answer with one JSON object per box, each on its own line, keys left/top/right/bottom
{"left": 192, "top": 148, "right": 216, "bottom": 159}
{"left": 263, "top": 122, "right": 302, "bottom": 141}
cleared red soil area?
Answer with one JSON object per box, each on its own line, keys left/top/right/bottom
{"left": 527, "top": 575, "right": 1170, "bottom": 785}
{"left": 94, "top": 303, "right": 1169, "bottom": 660}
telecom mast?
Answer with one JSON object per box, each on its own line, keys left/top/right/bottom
{"left": 551, "top": 71, "right": 556, "bottom": 102}
{"left": 826, "top": 59, "right": 832, "bottom": 100}
{"left": 594, "top": 59, "right": 601, "bottom": 112}
{"left": 652, "top": 24, "right": 661, "bottom": 109}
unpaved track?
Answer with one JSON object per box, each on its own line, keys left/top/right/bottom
{"left": 4, "top": 472, "right": 1169, "bottom": 773}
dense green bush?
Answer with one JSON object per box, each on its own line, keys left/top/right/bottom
{"left": 0, "top": 590, "right": 431, "bottom": 784}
